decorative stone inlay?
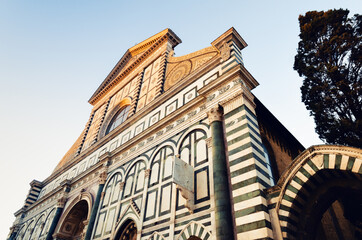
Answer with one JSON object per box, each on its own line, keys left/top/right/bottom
{"left": 218, "top": 85, "right": 230, "bottom": 95}
{"left": 207, "top": 94, "right": 216, "bottom": 102}
{"left": 166, "top": 124, "right": 174, "bottom": 132}
{"left": 176, "top": 117, "right": 185, "bottom": 125}
{"left": 207, "top": 106, "right": 224, "bottom": 123}
{"left": 187, "top": 110, "right": 197, "bottom": 118}
{"left": 145, "top": 169, "right": 151, "bottom": 178}
{"left": 220, "top": 41, "right": 231, "bottom": 61}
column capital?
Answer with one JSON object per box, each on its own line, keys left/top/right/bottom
{"left": 144, "top": 169, "right": 151, "bottom": 179}
{"left": 119, "top": 182, "right": 125, "bottom": 191}
{"left": 98, "top": 170, "right": 108, "bottom": 185}
{"left": 57, "top": 196, "right": 67, "bottom": 208}
{"left": 207, "top": 105, "right": 224, "bottom": 123}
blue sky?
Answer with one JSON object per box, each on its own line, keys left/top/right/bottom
{"left": 1, "top": 1, "right": 361, "bottom": 238}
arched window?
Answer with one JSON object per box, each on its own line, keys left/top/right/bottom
{"left": 40, "top": 208, "right": 56, "bottom": 238}
{"left": 29, "top": 215, "right": 45, "bottom": 240}
{"left": 178, "top": 129, "right": 210, "bottom": 207}
{"left": 123, "top": 161, "right": 146, "bottom": 199}
{"left": 94, "top": 173, "right": 123, "bottom": 238}
{"left": 106, "top": 105, "right": 131, "bottom": 135}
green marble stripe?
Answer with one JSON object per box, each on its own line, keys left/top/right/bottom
{"left": 307, "top": 160, "right": 319, "bottom": 173}
{"left": 221, "top": 59, "right": 238, "bottom": 73}
{"left": 279, "top": 204, "right": 301, "bottom": 217}
{"left": 204, "top": 233, "right": 210, "bottom": 240}
{"left": 268, "top": 190, "right": 280, "bottom": 199}
{"left": 279, "top": 215, "right": 297, "bottom": 226}
{"left": 234, "top": 189, "right": 264, "bottom": 204}
{"left": 199, "top": 227, "right": 205, "bottom": 238}
{"left": 281, "top": 226, "right": 296, "bottom": 237}
{"left": 174, "top": 214, "right": 210, "bottom": 228}
{"left": 236, "top": 219, "right": 272, "bottom": 233}
{"left": 248, "top": 122, "right": 262, "bottom": 138}
{"left": 268, "top": 203, "right": 277, "bottom": 210}
{"left": 225, "top": 105, "right": 245, "bottom": 119}
{"left": 291, "top": 176, "right": 304, "bottom": 188}
{"left": 227, "top": 132, "right": 250, "bottom": 146}
{"left": 226, "top": 123, "right": 248, "bottom": 137}
{"left": 231, "top": 162, "right": 271, "bottom": 183}
{"left": 347, "top": 157, "right": 356, "bottom": 171}
{"left": 193, "top": 224, "right": 198, "bottom": 236}
{"left": 228, "top": 142, "right": 253, "bottom": 156}
{"left": 175, "top": 205, "right": 210, "bottom": 220}
{"left": 286, "top": 184, "right": 299, "bottom": 194}
{"left": 142, "top": 218, "right": 171, "bottom": 229}
{"left": 235, "top": 204, "right": 268, "bottom": 218}
{"left": 187, "top": 225, "right": 192, "bottom": 238}
{"left": 335, "top": 154, "right": 342, "bottom": 169}
{"left": 232, "top": 176, "right": 269, "bottom": 191}
{"left": 359, "top": 164, "right": 362, "bottom": 174}
{"left": 282, "top": 194, "right": 295, "bottom": 203}
{"left": 299, "top": 167, "right": 312, "bottom": 179}
{"left": 323, "top": 154, "right": 329, "bottom": 168}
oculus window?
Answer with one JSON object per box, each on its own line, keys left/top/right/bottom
{"left": 106, "top": 105, "right": 130, "bottom": 134}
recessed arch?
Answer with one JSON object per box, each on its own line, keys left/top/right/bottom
{"left": 55, "top": 200, "right": 90, "bottom": 239}
{"left": 29, "top": 214, "right": 45, "bottom": 240}
{"left": 147, "top": 231, "right": 166, "bottom": 240}
{"left": 112, "top": 214, "right": 140, "bottom": 240}
{"left": 99, "top": 96, "right": 132, "bottom": 137}
{"left": 176, "top": 124, "right": 210, "bottom": 151}
{"left": 274, "top": 145, "right": 362, "bottom": 240}
{"left": 176, "top": 221, "right": 212, "bottom": 240}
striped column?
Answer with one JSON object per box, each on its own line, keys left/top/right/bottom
{"left": 207, "top": 105, "right": 235, "bottom": 240}
{"left": 222, "top": 95, "right": 273, "bottom": 239}
{"left": 46, "top": 197, "right": 67, "bottom": 240}
{"left": 84, "top": 170, "right": 107, "bottom": 240}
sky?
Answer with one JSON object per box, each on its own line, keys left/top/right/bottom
{"left": 0, "top": 1, "right": 360, "bottom": 238}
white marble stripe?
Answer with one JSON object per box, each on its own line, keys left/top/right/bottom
{"left": 237, "top": 227, "right": 274, "bottom": 240}
{"left": 340, "top": 155, "right": 349, "bottom": 170}
{"left": 234, "top": 196, "right": 267, "bottom": 212}
{"left": 329, "top": 154, "right": 336, "bottom": 169}
{"left": 235, "top": 211, "right": 270, "bottom": 227}
{"left": 232, "top": 183, "right": 263, "bottom": 198}
{"left": 352, "top": 158, "right": 362, "bottom": 173}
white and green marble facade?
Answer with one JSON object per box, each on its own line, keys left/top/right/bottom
{"left": 9, "top": 28, "right": 361, "bottom": 240}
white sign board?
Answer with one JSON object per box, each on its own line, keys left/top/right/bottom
{"left": 173, "top": 156, "right": 194, "bottom": 192}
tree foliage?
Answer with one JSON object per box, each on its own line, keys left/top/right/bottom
{"left": 294, "top": 9, "right": 362, "bottom": 148}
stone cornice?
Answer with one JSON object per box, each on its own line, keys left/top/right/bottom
{"left": 211, "top": 27, "right": 248, "bottom": 51}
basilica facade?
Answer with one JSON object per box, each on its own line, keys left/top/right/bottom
{"left": 8, "top": 28, "right": 362, "bottom": 240}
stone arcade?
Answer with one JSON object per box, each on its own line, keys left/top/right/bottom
{"left": 8, "top": 28, "right": 362, "bottom": 240}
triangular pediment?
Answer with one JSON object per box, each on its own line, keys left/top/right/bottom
{"left": 88, "top": 28, "right": 181, "bottom": 105}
